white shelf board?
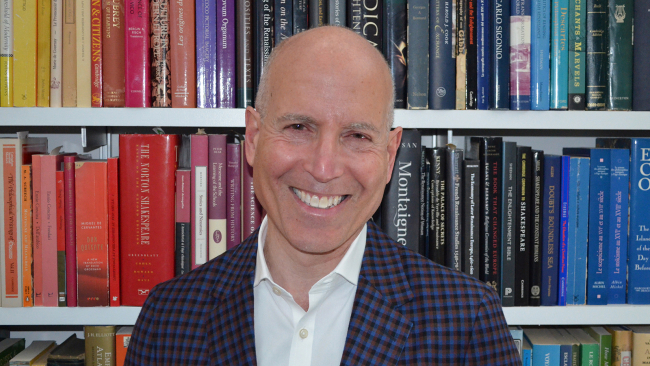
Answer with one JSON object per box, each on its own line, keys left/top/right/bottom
{"left": 0, "top": 307, "right": 142, "bottom": 326}
{"left": 2, "top": 108, "right": 650, "bottom": 129}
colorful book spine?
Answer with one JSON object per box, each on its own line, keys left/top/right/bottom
{"left": 175, "top": 169, "right": 190, "bottom": 276}
{"left": 217, "top": 0, "right": 235, "bottom": 107}
{"left": 275, "top": 0, "right": 292, "bottom": 43}
{"left": 489, "top": 0, "right": 510, "bottom": 109}
{"left": 515, "top": 146, "right": 532, "bottom": 306}
{"left": 84, "top": 326, "right": 116, "bottom": 366}
{"left": 40, "top": 155, "right": 65, "bottom": 307}
{"left": 0, "top": 0, "right": 13, "bottom": 107}
{"left": 509, "top": 0, "right": 531, "bottom": 110}
{"left": 102, "top": 0, "right": 125, "bottom": 107}
{"left": 585, "top": 0, "right": 607, "bottom": 110}
{"left": 13, "top": 0, "right": 37, "bottom": 106}
{"left": 429, "top": 0, "right": 456, "bottom": 109}
{"left": 530, "top": 0, "right": 550, "bottom": 110}
{"left": 50, "top": 0, "right": 63, "bottom": 107}
{"left": 524, "top": 328, "right": 562, "bottom": 366}
{"left": 566, "top": 156, "right": 589, "bottom": 305}
{"left": 37, "top": 0, "right": 51, "bottom": 106}
{"left": 56, "top": 170, "right": 66, "bottom": 306}
{"left": 466, "top": 0, "right": 477, "bottom": 109}
{"left": 585, "top": 326, "right": 613, "bottom": 366}
{"left": 529, "top": 150, "right": 544, "bottom": 306}
{"left": 550, "top": 0, "right": 568, "bottom": 109}
{"left": 455, "top": 0, "right": 467, "bottom": 110}
{"left": 151, "top": 0, "right": 171, "bottom": 107}
{"left": 383, "top": 0, "right": 407, "bottom": 108}
{"left": 63, "top": 155, "right": 77, "bottom": 307}
{"left": 587, "top": 148, "right": 610, "bottom": 305}
{"left": 115, "top": 326, "right": 133, "bottom": 366}
{"left": 90, "top": 0, "right": 102, "bottom": 107}
{"left": 557, "top": 155, "right": 570, "bottom": 305}
{"left": 628, "top": 139, "right": 650, "bottom": 304}
{"left": 32, "top": 155, "right": 43, "bottom": 306}
{"left": 500, "top": 141, "right": 517, "bottom": 307}
{"left": 406, "top": 0, "right": 429, "bottom": 109}
{"left": 2, "top": 144, "right": 19, "bottom": 306}
{"left": 76, "top": 0, "right": 91, "bottom": 107}
{"left": 124, "top": 0, "right": 151, "bottom": 107}
{"left": 632, "top": 0, "right": 650, "bottom": 110}
{"left": 567, "top": 0, "right": 585, "bottom": 109}
{"left": 606, "top": 326, "right": 632, "bottom": 366}
{"left": 108, "top": 157, "right": 120, "bottom": 306}
{"left": 21, "top": 165, "right": 33, "bottom": 307}
{"left": 631, "top": 327, "right": 650, "bottom": 366}
{"left": 605, "top": 149, "right": 628, "bottom": 304}
{"left": 241, "top": 143, "right": 262, "bottom": 238}
{"left": 227, "top": 142, "right": 241, "bottom": 249}
{"left": 541, "top": 154, "right": 560, "bottom": 306}
{"left": 191, "top": 134, "right": 208, "bottom": 269}
{"left": 208, "top": 134, "right": 227, "bottom": 259}
{"left": 476, "top": 0, "right": 490, "bottom": 109}
{"left": 169, "top": 0, "right": 195, "bottom": 107}
{"left": 62, "top": 0, "right": 77, "bottom": 106}
{"left": 605, "top": 0, "right": 632, "bottom": 110}
{"left": 235, "top": 0, "right": 253, "bottom": 107}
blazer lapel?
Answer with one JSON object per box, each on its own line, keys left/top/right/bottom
{"left": 340, "top": 222, "right": 414, "bottom": 365}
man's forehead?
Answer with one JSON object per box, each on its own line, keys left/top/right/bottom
{"left": 274, "top": 113, "right": 382, "bottom": 133}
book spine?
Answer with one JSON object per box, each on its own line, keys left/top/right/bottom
{"left": 108, "top": 157, "right": 120, "bottom": 306}
{"left": 328, "top": 0, "right": 343, "bottom": 25}
{"left": 509, "top": 0, "right": 531, "bottom": 110}
{"left": 2, "top": 144, "right": 20, "bottom": 306}
{"left": 191, "top": 134, "right": 209, "bottom": 269}
{"left": 572, "top": 157, "right": 589, "bottom": 305}
{"left": 41, "top": 155, "right": 61, "bottom": 307}
{"left": 21, "top": 165, "right": 33, "bottom": 307}
{"left": 567, "top": 0, "right": 585, "bottom": 109}
{"left": 529, "top": 149, "right": 543, "bottom": 306}
{"left": 427, "top": 147, "right": 446, "bottom": 265}
{"left": 77, "top": 0, "right": 92, "bottom": 107}
{"left": 62, "top": 0, "right": 77, "bottom": 106}
{"left": 463, "top": 159, "right": 480, "bottom": 279}
{"left": 429, "top": 0, "right": 456, "bottom": 109}
{"left": 102, "top": 0, "right": 126, "bottom": 107}
{"left": 557, "top": 155, "right": 570, "bottom": 305}
{"left": 406, "top": 0, "right": 429, "bottom": 109}
{"left": 236, "top": 0, "right": 253, "bottom": 107}
{"left": 500, "top": 141, "right": 516, "bottom": 306}
{"left": 466, "top": 0, "right": 477, "bottom": 109}
{"left": 275, "top": 0, "right": 292, "bottom": 44}
{"left": 530, "top": 0, "right": 550, "bottom": 110}
{"left": 309, "top": 0, "right": 325, "bottom": 27}
{"left": 382, "top": 130, "right": 422, "bottom": 253}
{"left": 383, "top": 0, "right": 407, "bottom": 108}
{"left": 56, "top": 170, "right": 66, "bottom": 306}
{"left": 242, "top": 144, "right": 262, "bottom": 238}
{"left": 605, "top": 0, "right": 632, "bottom": 110}
{"left": 75, "top": 161, "right": 109, "bottom": 307}
{"left": 253, "top": 0, "right": 273, "bottom": 102}
{"left": 115, "top": 329, "right": 133, "bottom": 366}
{"left": 169, "top": 0, "right": 196, "bottom": 107}
{"left": 292, "top": 0, "right": 307, "bottom": 33}
{"left": 124, "top": 0, "right": 151, "bottom": 107}
{"left": 217, "top": 0, "right": 235, "bottom": 107}
{"left": 37, "top": 0, "right": 51, "bottom": 106}
{"left": 151, "top": 0, "right": 172, "bottom": 107}
{"left": 632, "top": 0, "right": 650, "bottom": 110}
{"left": 445, "top": 146, "right": 463, "bottom": 271}
{"left": 632, "top": 331, "right": 650, "bottom": 366}
{"left": 0, "top": 0, "right": 13, "bottom": 107}
{"left": 585, "top": 0, "right": 607, "bottom": 110}
{"left": 90, "top": 0, "right": 102, "bottom": 106}
{"left": 175, "top": 170, "right": 191, "bottom": 276}
{"left": 208, "top": 135, "right": 227, "bottom": 259}
{"left": 455, "top": 0, "right": 467, "bottom": 110}
{"left": 196, "top": 0, "right": 216, "bottom": 108}
{"left": 422, "top": 154, "right": 431, "bottom": 258}
{"left": 541, "top": 154, "right": 560, "bottom": 306}
{"left": 63, "top": 155, "right": 77, "bottom": 307}
{"left": 489, "top": 0, "right": 509, "bottom": 109}
{"left": 482, "top": 137, "right": 502, "bottom": 294}
{"left": 607, "top": 149, "right": 629, "bottom": 304}
{"left": 566, "top": 156, "right": 579, "bottom": 304}
{"left": 227, "top": 142, "right": 241, "bottom": 249}
{"left": 587, "top": 148, "right": 610, "bottom": 305}
{"left": 347, "top": 0, "right": 381, "bottom": 51}
{"left": 515, "top": 146, "right": 532, "bottom": 306}
{"left": 85, "top": 326, "right": 117, "bottom": 366}
{"left": 50, "top": 0, "right": 63, "bottom": 107}
{"left": 13, "top": 0, "right": 37, "bottom": 106}
{"left": 32, "top": 155, "right": 43, "bottom": 306}
{"left": 476, "top": 0, "right": 489, "bottom": 109}
{"left": 550, "top": 0, "right": 568, "bottom": 109}
{"left": 609, "top": 328, "right": 632, "bottom": 366}
{"left": 628, "top": 139, "right": 650, "bottom": 304}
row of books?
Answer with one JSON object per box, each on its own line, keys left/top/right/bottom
{"left": 1, "top": 0, "right": 649, "bottom": 110}
{"left": 0, "top": 326, "right": 133, "bottom": 366}
{"left": 378, "top": 130, "right": 650, "bottom": 306}
{"left": 510, "top": 325, "right": 650, "bottom": 366}
{"left": 0, "top": 132, "right": 262, "bottom": 308}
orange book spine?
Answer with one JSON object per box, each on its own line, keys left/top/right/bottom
{"left": 90, "top": 0, "right": 102, "bottom": 106}
{"left": 3, "top": 144, "right": 19, "bottom": 304}
{"left": 32, "top": 155, "right": 43, "bottom": 306}
{"left": 108, "top": 157, "right": 120, "bottom": 306}
{"left": 56, "top": 170, "right": 66, "bottom": 306}
{"left": 21, "top": 165, "right": 33, "bottom": 307}
{"left": 115, "top": 329, "right": 132, "bottom": 366}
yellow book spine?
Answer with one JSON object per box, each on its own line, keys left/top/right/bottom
{"left": 1, "top": 0, "right": 13, "bottom": 106}
{"left": 22, "top": 165, "right": 33, "bottom": 307}
{"left": 13, "top": 0, "right": 37, "bottom": 106}
{"left": 76, "top": 0, "right": 90, "bottom": 107}
{"left": 37, "top": 0, "right": 51, "bottom": 106}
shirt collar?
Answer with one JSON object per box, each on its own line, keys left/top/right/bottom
{"left": 253, "top": 216, "right": 367, "bottom": 288}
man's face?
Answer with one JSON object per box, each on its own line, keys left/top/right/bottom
{"left": 245, "top": 51, "right": 402, "bottom": 256}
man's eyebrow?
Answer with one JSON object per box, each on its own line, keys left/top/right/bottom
{"left": 346, "top": 122, "right": 380, "bottom": 134}
{"left": 275, "top": 113, "right": 317, "bottom": 125}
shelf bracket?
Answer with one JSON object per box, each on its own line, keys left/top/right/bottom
{"left": 81, "top": 127, "right": 108, "bottom": 157}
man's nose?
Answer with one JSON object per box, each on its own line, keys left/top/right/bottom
{"left": 304, "top": 132, "right": 345, "bottom": 183}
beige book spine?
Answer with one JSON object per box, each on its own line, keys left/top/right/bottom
{"left": 62, "top": 0, "right": 77, "bottom": 106}
{"left": 37, "top": 0, "right": 51, "bottom": 106}
{"left": 50, "top": 0, "right": 63, "bottom": 107}
{"left": 76, "top": 0, "right": 91, "bottom": 107}
{"left": 633, "top": 330, "right": 650, "bottom": 366}
{"left": 84, "top": 325, "right": 117, "bottom": 366}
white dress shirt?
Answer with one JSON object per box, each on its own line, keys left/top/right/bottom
{"left": 253, "top": 216, "right": 367, "bottom": 366}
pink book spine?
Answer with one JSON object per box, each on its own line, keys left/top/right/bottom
{"left": 175, "top": 169, "right": 190, "bottom": 275}
{"left": 190, "top": 134, "right": 208, "bottom": 269}
{"left": 40, "top": 155, "right": 63, "bottom": 307}
{"left": 108, "top": 157, "right": 121, "bottom": 306}
{"left": 32, "top": 155, "right": 43, "bottom": 306}
{"left": 63, "top": 155, "right": 77, "bottom": 307}
{"left": 226, "top": 142, "right": 241, "bottom": 249}
{"left": 124, "top": 0, "right": 151, "bottom": 107}
{"left": 241, "top": 142, "right": 262, "bottom": 239}
{"left": 208, "top": 134, "right": 227, "bottom": 259}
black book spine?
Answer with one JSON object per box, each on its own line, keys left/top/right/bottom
{"left": 275, "top": 0, "right": 293, "bottom": 44}
{"left": 347, "top": 0, "right": 383, "bottom": 51}
{"left": 407, "top": 0, "right": 429, "bottom": 108}
{"left": 528, "top": 149, "right": 544, "bottom": 306}
{"left": 500, "top": 141, "right": 517, "bottom": 306}
{"left": 381, "top": 129, "right": 422, "bottom": 253}
{"left": 420, "top": 150, "right": 431, "bottom": 257}
{"left": 383, "top": 0, "right": 407, "bottom": 108}
{"left": 253, "top": 0, "right": 273, "bottom": 103}
{"left": 465, "top": 0, "right": 478, "bottom": 109}
{"left": 309, "top": 0, "right": 327, "bottom": 27}
{"left": 585, "top": 0, "right": 608, "bottom": 110}
{"left": 428, "top": 147, "right": 447, "bottom": 264}
{"left": 446, "top": 146, "right": 464, "bottom": 271}
{"left": 429, "top": 0, "right": 456, "bottom": 109}
{"left": 293, "top": 0, "right": 308, "bottom": 33}
{"left": 463, "top": 159, "right": 480, "bottom": 279}
{"left": 328, "top": 0, "right": 346, "bottom": 25}
{"left": 489, "top": 0, "right": 509, "bottom": 109}
{"left": 236, "top": 0, "right": 254, "bottom": 107}
{"left": 515, "top": 146, "right": 532, "bottom": 306}
{"left": 633, "top": 0, "right": 650, "bottom": 110}
{"left": 175, "top": 222, "right": 190, "bottom": 276}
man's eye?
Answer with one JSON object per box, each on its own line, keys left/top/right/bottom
{"left": 350, "top": 133, "right": 370, "bottom": 140}
{"left": 289, "top": 124, "right": 305, "bottom": 130}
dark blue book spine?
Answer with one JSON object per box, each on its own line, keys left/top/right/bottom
{"left": 477, "top": 0, "right": 490, "bottom": 109}
{"left": 407, "top": 0, "right": 429, "bottom": 108}
{"left": 530, "top": 0, "right": 550, "bottom": 110}
{"left": 500, "top": 141, "right": 517, "bottom": 306}
{"left": 587, "top": 148, "right": 610, "bottom": 305}
{"left": 274, "top": 0, "right": 293, "bottom": 44}
{"left": 310, "top": 0, "right": 326, "bottom": 27}
{"left": 196, "top": 0, "right": 218, "bottom": 107}
{"left": 347, "top": 0, "right": 382, "bottom": 51}
{"left": 383, "top": 0, "right": 407, "bottom": 108}
{"left": 607, "top": 148, "right": 629, "bottom": 304}
{"left": 489, "top": 0, "right": 510, "bottom": 109}
{"left": 541, "top": 154, "right": 561, "bottom": 306}
{"left": 557, "top": 155, "right": 570, "bottom": 305}
{"left": 566, "top": 157, "right": 590, "bottom": 305}
{"left": 293, "top": 0, "right": 308, "bottom": 33}
{"left": 429, "top": 0, "right": 456, "bottom": 109}
{"left": 628, "top": 138, "right": 650, "bottom": 303}
{"left": 633, "top": 0, "right": 650, "bottom": 110}
{"left": 253, "top": 0, "right": 273, "bottom": 103}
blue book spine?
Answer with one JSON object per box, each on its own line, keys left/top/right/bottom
{"left": 530, "top": 0, "right": 550, "bottom": 110}
{"left": 196, "top": 0, "right": 218, "bottom": 108}
{"left": 628, "top": 138, "right": 650, "bottom": 304}
{"left": 541, "top": 155, "right": 561, "bottom": 306}
{"left": 608, "top": 149, "right": 629, "bottom": 304}
{"left": 275, "top": 0, "right": 293, "bottom": 44}
{"left": 560, "top": 344, "right": 571, "bottom": 366}
{"left": 571, "top": 157, "right": 589, "bottom": 304}
{"left": 532, "top": 345, "right": 561, "bottom": 366}
{"left": 566, "top": 156, "right": 579, "bottom": 304}
{"left": 587, "top": 148, "right": 610, "bottom": 305}
{"left": 489, "top": 0, "right": 510, "bottom": 109}
{"left": 523, "top": 347, "right": 533, "bottom": 366}
{"left": 550, "top": 0, "right": 568, "bottom": 108}
{"left": 509, "top": 0, "right": 531, "bottom": 110}
{"left": 558, "top": 155, "right": 570, "bottom": 305}
{"left": 477, "top": 0, "right": 490, "bottom": 109}
{"left": 429, "top": 0, "right": 456, "bottom": 109}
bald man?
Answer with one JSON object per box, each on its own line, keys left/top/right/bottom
{"left": 124, "top": 27, "right": 520, "bottom": 366}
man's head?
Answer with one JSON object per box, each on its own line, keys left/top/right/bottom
{"left": 245, "top": 26, "right": 402, "bottom": 258}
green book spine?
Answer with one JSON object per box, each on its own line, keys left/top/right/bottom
{"left": 605, "top": 0, "right": 632, "bottom": 110}
{"left": 585, "top": 0, "right": 608, "bottom": 110}
{"left": 568, "top": 0, "right": 586, "bottom": 109}
{"left": 581, "top": 343, "right": 600, "bottom": 366}
{"left": 585, "top": 327, "right": 613, "bottom": 366}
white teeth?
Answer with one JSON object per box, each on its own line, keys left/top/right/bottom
{"left": 319, "top": 196, "right": 328, "bottom": 208}
{"left": 292, "top": 188, "right": 345, "bottom": 209}
{"left": 328, "top": 196, "right": 333, "bottom": 207}
{"left": 310, "top": 195, "right": 319, "bottom": 207}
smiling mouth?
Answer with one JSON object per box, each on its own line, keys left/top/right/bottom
{"left": 292, "top": 187, "right": 348, "bottom": 209}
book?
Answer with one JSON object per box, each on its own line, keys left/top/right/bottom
{"left": 347, "top": 0, "right": 381, "bottom": 51}
{"left": 466, "top": 0, "right": 477, "bottom": 109}
{"left": 523, "top": 327, "right": 561, "bottom": 366}
{"left": 406, "top": 0, "right": 428, "bottom": 109}
{"left": 541, "top": 154, "right": 560, "bottom": 306}
{"left": 489, "top": 0, "right": 510, "bottom": 109}
{"left": 310, "top": 0, "right": 325, "bottom": 27}
{"left": 463, "top": 159, "right": 480, "bottom": 279}
{"left": 587, "top": 148, "right": 610, "bottom": 305}
{"left": 56, "top": 170, "right": 65, "bottom": 306}
{"left": 84, "top": 325, "right": 115, "bottom": 366}
{"left": 476, "top": 0, "right": 489, "bottom": 110}
{"left": 509, "top": 0, "right": 531, "bottom": 110}
{"left": 455, "top": 0, "right": 467, "bottom": 110}
{"left": 605, "top": 0, "right": 632, "bottom": 110}
{"left": 568, "top": 0, "right": 586, "bottom": 110}
{"left": 553, "top": 328, "right": 580, "bottom": 366}
{"left": 76, "top": 0, "right": 91, "bottom": 107}
{"left": 196, "top": 0, "right": 216, "bottom": 108}
{"left": 150, "top": 0, "right": 171, "bottom": 107}
{"left": 275, "top": 0, "right": 292, "bottom": 43}
{"left": 557, "top": 155, "right": 570, "bottom": 305}
{"left": 383, "top": 0, "right": 407, "bottom": 108}
{"left": 0, "top": 339, "right": 26, "bottom": 365}
{"left": 236, "top": 0, "right": 253, "bottom": 108}
{"left": 566, "top": 328, "right": 600, "bottom": 366}
{"left": 90, "top": 0, "right": 102, "bottom": 107}
{"left": 119, "top": 134, "right": 179, "bottom": 306}
{"left": 627, "top": 139, "right": 650, "bottom": 304}
{"left": 169, "top": 0, "right": 196, "bottom": 107}
{"left": 510, "top": 326, "right": 523, "bottom": 355}
{"left": 50, "top": 0, "right": 62, "bottom": 107}
{"left": 115, "top": 326, "right": 133, "bottom": 366}
{"left": 522, "top": 338, "right": 533, "bottom": 366}
{"left": 108, "top": 157, "right": 120, "bottom": 306}
{"left": 529, "top": 149, "right": 544, "bottom": 306}
{"left": 606, "top": 325, "right": 632, "bottom": 366}
{"left": 566, "top": 156, "right": 589, "bottom": 305}
{"left": 0, "top": 0, "right": 13, "bottom": 107}
{"left": 631, "top": 326, "right": 650, "bottom": 366}
{"left": 63, "top": 155, "right": 77, "bottom": 307}
{"left": 427, "top": 147, "right": 446, "bottom": 265}
{"left": 607, "top": 148, "right": 629, "bottom": 304}
{"left": 632, "top": 0, "right": 650, "bottom": 110}
{"left": 429, "top": 0, "right": 456, "bottom": 109}
{"left": 585, "top": 0, "right": 607, "bottom": 110}
{"left": 175, "top": 169, "right": 190, "bottom": 276}
{"left": 328, "top": 0, "right": 344, "bottom": 25}
{"left": 8, "top": 340, "right": 55, "bottom": 365}
{"left": 420, "top": 150, "right": 430, "bottom": 257}
{"left": 550, "top": 0, "right": 568, "bottom": 109}
{"left": 208, "top": 134, "right": 227, "bottom": 259}
{"left": 216, "top": 0, "right": 235, "bottom": 107}
{"left": 37, "top": 0, "right": 51, "bottom": 107}
{"left": 445, "top": 145, "right": 463, "bottom": 271}
{"left": 585, "top": 326, "right": 612, "bottom": 366}
{"left": 46, "top": 335, "right": 84, "bottom": 366}
{"left": 62, "top": 0, "right": 77, "bottom": 106}
{"left": 21, "top": 165, "right": 33, "bottom": 307}
{"left": 102, "top": 0, "right": 125, "bottom": 107}
{"left": 241, "top": 143, "right": 262, "bottom": 238}
{"left": 191, "top": 134, "right": 208, "bottom": 268}
{"left": 12, "top": 0, "right": 37, "bottom": 106}
{"left": 515, "top": 146, "right": 532, "bottom": 306}
{"left": 253, "top": 0, "right": 272, "bottom": 102}
{"left": 293, "top": 0, "right": 307, "bottom": 34}
{"left": 124, "top": 0, "right": 151, "bottom": 107}
{"left": 530, "top": 0, "right": 550, "bottom": 110}
{"left": 227, "top": 141, "right": 241, "bottom": 249}
{"left": 32, "top": 155, "right": 43, "bottom": 306}
{"left": 500, "top": 141, "right": 517, "bottom": 306}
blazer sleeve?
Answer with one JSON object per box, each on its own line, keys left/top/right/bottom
{"left": 464, "top": 290, "right": 521, "bottom": 366}
{"left": 124, "top": 288, "right": 161, "bottom": 366}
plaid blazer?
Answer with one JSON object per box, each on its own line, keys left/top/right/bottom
{"left": 124, "top": 221, "right": 520, "bottom": 365}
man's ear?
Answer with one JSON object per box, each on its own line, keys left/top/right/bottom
{"left": 385, "top": 126, "right": 403, "bottom": 184}
{"left": 245, "top": 106, "right": 262, "bottom": 166}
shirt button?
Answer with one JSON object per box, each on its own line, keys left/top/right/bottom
{"left": 272, "top": 287, "right": 281, "bottom": 295}
{"left": 299, "top": 329, "right": 308, "bottom": 339}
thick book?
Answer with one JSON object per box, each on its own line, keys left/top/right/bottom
{"left": 62, "top": 0, "right": 77, "bottom": 107}
{"left": 196, "top": 0, "right": 216, "bottom": 108}
{"left": 253, "top": 0, "right": 273, "bottom": 103}
{"left": 463, "top": 159, "right": 480, "bottom": 279}
{"left": 566, "top": 156, "right": 589, "bottom": 305}
{"left": 530, "top": 0, "right": 550, "bottom": 110}
{"left": 466, "top": 0, "right": 477, "bottom": 109}
{"left": 476, "top": 0, "right": 489, "bottom": 109}
{"left": 346, "top": 0, "right": 381, "bottom": 51}
{"left": 12, "top": 0, "right": 37, "bottom": 106}
{"left": 191, "top": 134, "right": 208, "bottom": 269}
{"left": 208, "top": 134, "right": 227, "bottom": 259}
{"left": 119, "top": 134, "right": 179, "bottom": 306}
{"left": 529, "top": 150, "right": 543, "bottom": 306}
{"left": 309, "top": 0, "right": 325, "bottom": 27}
{"left": 37, "top": 0, "right": 51, "bottom": 107}
{"left": 406, "top": 0, "right": 428, "bottom": 109}
{"left": 627, "top": 139, "right": 650, "bottom": 304}
{"left": 523, "top": 327, "right": 561, "bottom": 366}
{"left": 568, "top": 0, "right": 586, "bottom": 110}
{"left": 63, "top": 155, "right": 77, "bottom": 307}
{"left": 429, "top": 0, "right": 456, "bottom": 109}
{"left": 90, "top": 0, "right": 102, "bottom": 107}
{"left": 383, "top": 0, "right": 406, "bottom": 108}
{"left": 76, "top": 0, "right": 91, "bottom": 108}
{"left": 150, "top": 0, "right": 172, "bottom": 107}
{"left": 84, "top": 326, "right": 115, "bottom": 366}
{"left": 550, "top": 0, "right": 568, "bottom": 109}
{"left": 500, "top": 141, "right": 517, "bottom": 306}
{"left": 585, "top": 326, "right": 613, "bottom": 366}
{"left": 557, "top": 155, "right": 570, "bottom": 306}
{"left": 293, "top": 0, "right": 307, "bottom": 34}
{"left": 242, "top": 144, "right": 262, "bottom": 238}
{"left": 102, "top": 0, "right": 125, "bottom": 107}
{"left": 427, "top": 147, "right": 446, "bottom": 265}
{"left": 108, "top": 157, "right": 120, "bottom": 306}
{"left": 445, "top": 145, "right": 463, "bottom": 271}
{"left": 606, "top": 325, "right": 632, "bottom": 366}
{"left": 514, "top": 146, "right": 532, "bottom": 306}
{"left": 587, "top": 148, "right": 610, "bottom": 305}
{"left": 124, "top": 0, "right": 151, "bottom": 107}
{"left": 226, "top": 142, "right": 241, "bottom": 249}
{"left": 489, "top": 0, "right": 510, "bottom": 109}
{"left": 275, "top": 0, "right": 292, "bottom": 43}
{"left": 607, "top": 149, "right": 629, "bottom": 304}
{"left": 216, "top": 0, "right": 235, "bottom": 107}
{"left": 8, "top": 340, "right": 55, "bottom": 365}
{"left": 382, "top": 129, "right": 421, "bottom": 253}
{"left": 46, "top": 335, "right": 84, "bottom": 366}
{"left": 235, "top": 0, "right": 253, "bottom": 107}
{"left": 585, "top": 0, "right": 608, "bottom": 110}
{"left": 328, "top": 0, "right": 344, "bottom": 25}
{"left": 49, "top": 0, "right": 62, "bottom": 107}
{"left": 455, "top": 0, "right": 467, "bottom": 110}
{"left": 175, "top": 169, "right": 191, "bottom": 276}
{"left": 631, "top": 326, "right": 650, "bottom": 366}
{"left": 21, "top": 165, "right": 33, "bottom": 307}
{"left": 605, "top": 0, "right": 632, "bottom": 110}
{"left": 565, "top": 328, "right": 600, "bottom": 366}
{"left": 169, "top": 0, "right": 196, "bottom": 107}
{"left": 115, "top": 326, "right": 133, "bottom": 366}
{"left": 56, "top": 171, "right": 65, "bottom": 306}
{"left": 0, "top": 339, "right": 26, "bottom": 365}
{"left": 632, "top": 0, "right": 650, "bottom": 110}
{"left": 553, "top": 328, "right": 580, "bottom": 366}
{"left": 0, "top": 0, "right": 13, "bottom": 107}
{"left": 509, "top": 0, "right": 531, "bottom": 110}
{"left": 75, "top": 160, "right": 109, "bottom": 307}
{"left": 541, "top": 154, "right": 561, "bottom": 306}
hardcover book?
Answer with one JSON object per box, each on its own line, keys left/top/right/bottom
{"left": 584, "top": 326, "right": 612, "bottom": 366}
{"left": 12, "top": 0, "right": 37, "bottom": 106}
{"left": 253, "top": 0, "right": 273, "bottom": 103}
{"left": 509, "top": 0, "right": 531, "bottom": 110}
{"left": 406, "top": 0, "right": 428, "bottom": 109}
{"left": 63, "top": 155, "right": 77, "bottom": 306}
{"left": 0, "top": 339, "right": 26, "bottom": 365}
{"left": 293, "top": 0, "right": 308, "bottom": 34}
{"left": 489, "top": 0, "right": 510, "bottom": 109}
{"left": 568, "top": 0, "right": 585, "bottom": 110}
{"left": 56, "top": 170, "right": 65, "bottom": 306}
{"left": 226, "top": 142, "right": 241, "bottom": 249}
{"left": 515, "top": 146, "right": 532, "bottom": 306}
{"left": 541, "top": 154, "right": 561, "bottom": 306}
{"left": 427, "top": 147, "right": 446, "bottom": 265}
{"left": 500, "top": 141, "right": 517, "bottom": 306}
{"left": 632, "top": 0, "right": 650, "bottom": 110}
{"left": 631, "top": 326, "right": 650, "bottom": 366}
{"left": 383, "top": 0, "right": 407, "bottom": 107}
{"left": 8, "top": 340, "right": 55, "bottom": 365}
{"left": 76, "top": 0, "right": 91, "bottom": 107}
{"left": 169, "top": 0, "right": 196, "bottom": 107}
{"left": 445, "top": 145, "right": 463, "bottom": 271}
{"left": 463, "top": 159, "right": 480, "bottom": 279}
{"left": 208, "top": 134, "right": 227, "bottom": 259}
{"left": 530, "top": 0, "right": 550, "bottom": 110}
{"left": 585, "top": 0, "right": 607, "bottom": 110}
{"left": 191, "top": 134, "right": 209, "bottom": 268}
{"left": 32, "top": 155, "right": 43, "bottom": 306}
{"left": 62, "top": 0, "right": 77, "bottom": 106}
{"left": 0, "top": 0, "right": 13, "bottom": 107}
{"left": 627, "top": 139, "right": 650, "bottom": 304}
{"left": 50, "top": 0, "right": 62, "bottom": 107}
{"left": 565, "top": 156, "right": 589, "bottom": 305}
{"left": 476, "top": 0, "right": 489, "bottom": 109}
{"left": 124, "top": 0, "right": 151, "bottom": 107}
{"left": 606, "top": 325, "right": 632, "bottom": 366}
{"left": 429, "top": 0, "right": 456, "bottom": 109}
{"left": 150, "top": 0, "right": 171, "bottom": 107}
{"left": 466, "top": 0, "right": 477, "bottom": 109}
{"left": 606, "top": 0, "right": 632, "bottom": 110}
{"left": 84, "top": 325, "right": 115, "bottom": 366}
{"left": 309, "top": 0, "right": 325, "bottom": 27}
{"left": 108, "top": 157, "right": 120, "bottom": 306}
{"left": 347, "top": 0, "right": 381, "bottom": 51}
{"left": 529, "top": 149, "right": 544, "bottom": 306}
{"left": 37, "top": 0, "right": 51, "bottom": 107}
{"left": 242, "top": 143, "right": 262, "bottom": 238}
{"left": 550, "top": 0, "right": 568, "bottom": 109}
{"left": 216, "top": 0, "right": 235, "bottom": 107}
{"left": 102, "top": 0, "right": 125, "bottom": 107}
{"left": 115, "top": 326, "right": 133, "bottom": 366}
{"left": 455, "top": 0, "right": 467, "bottom": 110}
{"left": 275, "top": 0, "right": 292, "bottom": 43}
{"left": 46, "top": 335, "right": 84, "bottom": 366}
{"left": 236, "top": 0, "right": 253, "bottom": 107}
{"left": 90, "top": 0, "right": 102, "bottom": 107}
{"left": 328, "top": 0, "right": 344, "bottom": 25}
{"left": 196, "top": 0, "right": 216, "bottom": 108}
{"left": 607, "top": 149, "right": 629, "bottom": 304}
{"left": 557, "top": 155, "right": 570, "bottom": 306}
{"left": 175, "top": 169, "right": 191, "bottom": 276}
{"left": 566, "top": 328, "right": 600, "bottom": 366}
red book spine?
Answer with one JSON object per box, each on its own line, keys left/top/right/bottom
{"left": 40, "top": 155, "right": 64, "bottom": 307}
{"left": 124, "top": 0, "right": 151, "bottom": 107}
{"left": 169, "top": 0, "right": 196, "bottom": 107}
{"left": 241, "top": 142, "right": 262, "bottom": 239}
{"left": 22, "top": 165, "right": 34, "bottom": 307}
{"left": 75, "top": 160, "right": 109, "bottom": 307}
{"left": 226, "top": 142, "right": 241, "bottom": 249}
{"left": 3, "top": 144, "right": 19, "bottom": 304}
{"left": 150, "top": 0, "right": 171, "bottom": 107}
{"left": 32, "top": 155, "right": 43, "bottom": 306}
{"left": 191, "top": 134, "right": 208, "bottom": 269}
{"left": 208, "top": 134, "right": 226, "bottom": 259}
{"left": 91, "top": 0, "right": 103, "bottom": 106}
{"left": 63, "top": 155, "right": 77, "bottom": 307}
{"left": 56, "top": 170, "right": 66, "bottom": 306}
{"left": 102, "top": 0, "right": 126, "bottom": 106}
{"left": 119, "top": 134, "right": 179, "bottom": 306}
{"left": 108, "top": 157, "right": 120, "bottom": 306}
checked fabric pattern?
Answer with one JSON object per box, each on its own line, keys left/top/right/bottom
{"left": 124, "top": 221, "right": 521, "bottom": 365}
